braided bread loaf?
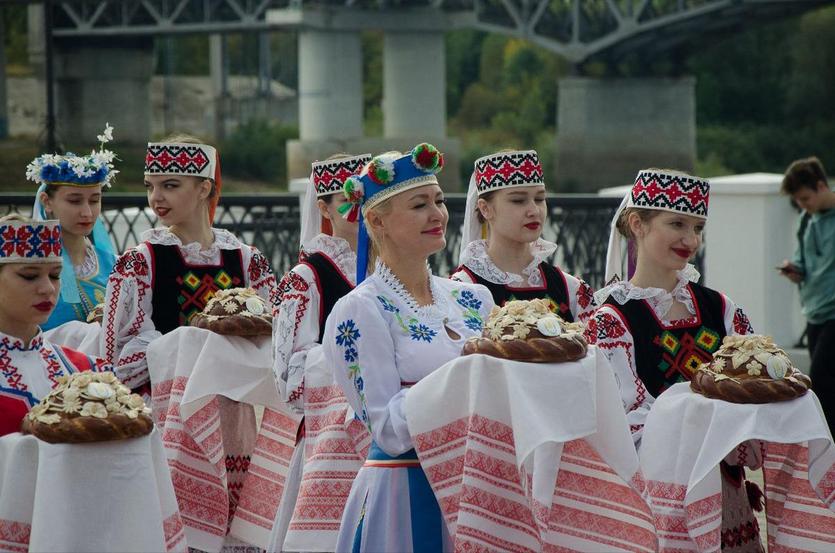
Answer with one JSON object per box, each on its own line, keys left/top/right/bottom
{"left": 462, "top": 298, "right": 588, "bottom": 363}
{"left": 463, "top": 333, "right": 587, "bottom": 363}
{"left": 690, "top": 335, "right": 810, "bottom": 404}
{"left": 21, "top": 371, "right": 154, "bottom": 443}
{"left": 22, "top": 412, "right": 154, "bottom": 443}
{"left": 191, "top": 288, "right": 272, "bottom": 337}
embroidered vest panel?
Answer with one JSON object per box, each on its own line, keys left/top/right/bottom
{"left": 149, "top": 243, "right": 245, "bottom": 334}
{"left": 301, "top": 252, "right": 354, "bottom": 343}
{"left": 460, "top": 262, "right": 574, "bottom": 322}
{"left": 605, "top": 283, "right": 726, "bottom": 397}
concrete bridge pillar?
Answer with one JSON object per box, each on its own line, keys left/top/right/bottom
{"left": 383, "top": 31, "right": 446, "bottom": 138}
{"left": 54, "top": 38, "right": 154, "bottom": 144}
{"left": 286, "top": 29, "right": 364, "bottom": 180}
{"left": 555, "top": 76, "right": 696, "bottom": 191}
{"left": 375, "top": 30, "right": 460, "bottom": 190}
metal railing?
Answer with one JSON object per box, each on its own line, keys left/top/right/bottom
{"left": 0, "top": 192, "right": 680, "bottom": 290}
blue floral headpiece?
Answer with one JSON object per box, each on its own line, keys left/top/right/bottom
{"left": 26, "top": 124, "right": 118, "bottom": 188}
{"left": 339, "top": 143, "right": 444, "bottom": 283}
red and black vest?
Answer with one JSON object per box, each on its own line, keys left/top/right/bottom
{"left": 301, "top": 252, "right": 354, "bottom": 342}
{"left": 457, "top": 262, "right": 574, "bottom": 322}
{"left": 604, "top": 282, "right": 726, "bottom": 397}
{"left": 148, "top": 243, "right": 245, "bottom": 334}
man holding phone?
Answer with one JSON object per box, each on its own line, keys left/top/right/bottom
{"left": 779, "top": 156, "right": 835, "bottom": 434}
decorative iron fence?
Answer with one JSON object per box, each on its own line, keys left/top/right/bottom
{"left": 0, "top": 192, "right": 702, "bottom": 290}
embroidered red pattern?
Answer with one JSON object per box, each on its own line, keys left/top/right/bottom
{"left": 0, "top": 342, "right": 26, "bottom": 392}
{"left": 576, "top": 280, "right": 594, "bottom": 309}
{"left": 38, "top": 345, "right": 66, "bottom": 386}
{"left": 0, "top": 519, "right": 31, "bottom": 552}
{"left": 277, "top": 270, "right": 311, "bottom": 333}
{"left": 595, "top": 311, "right": 627, "bottom": 340}
{"left": 733, "top": 307, "right": 753, "bottom": 335}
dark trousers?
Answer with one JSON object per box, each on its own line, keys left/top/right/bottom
{"left": 808, "top": 319, "right": 835, "bottom": 436}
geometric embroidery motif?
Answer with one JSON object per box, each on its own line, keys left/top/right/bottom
{"left": 474, "top": 150, "right": 543, "bottom": 194}
{"left": 0, "top": 222, "right": 62, "bottom": 261}
{"left": 653, "top": 325, "right": 722, "bottom": 392}
{"left": 695, "top": 327, "right": 721, "bottom": 351}
{"left": 631, "top": 169, "right": 710, "bottom": 218}
{"left": 176, "top": 269, "right": 241, "bottom": 325}
{"left": 311, "top": 154, "right": 371, "bottom": 196}
{"left": 145, "top": 143, "right": 211, "bottom": 176}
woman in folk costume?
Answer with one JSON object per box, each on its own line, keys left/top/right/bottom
{"left": 101, "top": 136, "right": 278, "bottom": 393}
{"left": 588, "top": 169, "right": 763, "bottom": 552}
{"left": 322, "top": 143, "right": 494, "bottom": 552}
{"left": 26, "top": 124, "right": 118, "bottom": 331}
{"left": 268, "top": 153, "right": 371, "bottom": 552}
{"left": 452, "top": 149, "right": 596, "bottom": 323}
{"left": 0, "top": 215, "right": 110, "bottom": 436}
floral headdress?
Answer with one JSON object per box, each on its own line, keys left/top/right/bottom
{"left": 26, "top": 124, "right": 118, "bottom": 188}
{"left": 28, "top": 124, "right": 117, "bottom": 304}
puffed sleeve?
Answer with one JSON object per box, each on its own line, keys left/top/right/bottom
{"left": 272, "top": 264, "right": 321, "bottom": 411}
{"left": 100, "top": 246, "right": 160, "bottom": 390}
{"left": 722, "top": 294, "right": 755, "bottom": 336}
{"left": 564, "top": 271, "right": 597, "bottom": 324}
{"left": 586, "top": 305, "right": 653, "bottom": 446}
{"left": 324, "top": 292, "right": 411, "bottom": 456}
{"left": 243, "top": 246, "right": 279, "bottom": 312}
{"left": 449, "top": 268, "right": 475, "bottom": 283}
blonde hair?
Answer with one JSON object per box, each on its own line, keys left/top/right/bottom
{"left": 363, "top": 197, "right": 395, "bottom": 271}
{"left": 615, "top": 207, "right": 662, "bottom": 240}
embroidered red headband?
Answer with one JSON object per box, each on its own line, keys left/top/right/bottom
{"left": 473, "top": 150, "right": 544, "bottom": 195}
{"left": 0, "top": 220, "right": 62, "bottom": 264}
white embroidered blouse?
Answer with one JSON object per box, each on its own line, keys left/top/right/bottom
{"left": 273, "top": 234, "right": 357, "bottom": 411}
{"left": 0, "top": 330, "right": 110, "bottom": 435}
{"left": 100, "top": 227, "right": 278, "bottom": 389}
{"left": 451, "top": 238, "right": 597, "bottom": 323}
{"left": 323, "top": 261, "right": 494, "bottom": 456}
{"left": 588, "top": 265, "right": 755, "bottom": 446}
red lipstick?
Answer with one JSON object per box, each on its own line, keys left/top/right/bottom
{"left": 524, "top": 223, "right": 541, "bottom": 230}
{"left": 422, "top": 227, "right": 444, "bottom": 236}
{"left": 33, "top": 302, "right": 54, "bottom": 313}
{"left": 672, "top": 248, "right": 692, "bottom": 259}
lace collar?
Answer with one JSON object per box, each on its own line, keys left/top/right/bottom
{"left": 372, "top": 260, "right": 448, "bottom": 321}
{"left": 459, "top": 238, "right": 557, "bottom": 286}
{"left": 301, "top": 234, "right": 357, "bottom": 285}
{"left": 75, "top": 240, "right": 99, "bottom": 279}
{"left": 142, "top": 228, "right": 243, "bottom": 263}
{"left": 0, "top": 329, "right": 44, "bottom": 352}
{"left": 594, "top": 264, "right": 700, "bottom": 321}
